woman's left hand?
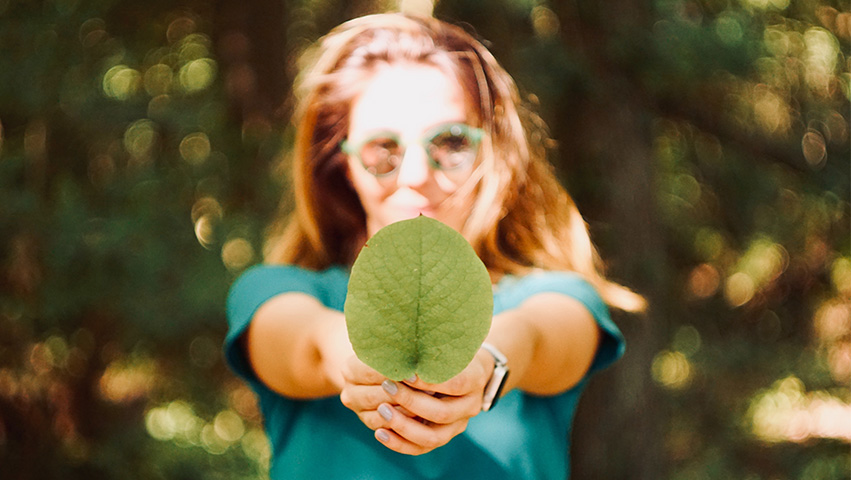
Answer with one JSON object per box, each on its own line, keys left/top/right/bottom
{"left": 341, "top": 349, "right": 494, "bottom": 455}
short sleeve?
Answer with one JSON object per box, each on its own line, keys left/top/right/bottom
{"left": 223, "top": 265, "right": 325, "bottom": 385}
{"left": 493, "top": 271, "right": 625, "bottom": 375}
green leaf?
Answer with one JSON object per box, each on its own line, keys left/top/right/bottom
{"left": 344, "top": 215, "right": 493, "bottom": 384}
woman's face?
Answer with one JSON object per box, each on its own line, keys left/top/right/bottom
{"left": 345, "top": 63, "right": 478, "bottom": 238}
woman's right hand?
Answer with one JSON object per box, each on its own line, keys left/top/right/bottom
{"left": 339, "top": 351, "right": 492, "bottom": 456}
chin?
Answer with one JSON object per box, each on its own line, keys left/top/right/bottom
{"left": 394, "top": 208, "right": 434, "bottom": 221}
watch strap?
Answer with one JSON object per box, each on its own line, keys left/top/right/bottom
{"left": 480, "top": 342, "right": 509, "bottom": 411}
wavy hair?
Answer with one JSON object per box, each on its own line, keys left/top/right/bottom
{"left": 265, "top": 13, "right": 645, "bottom": 311}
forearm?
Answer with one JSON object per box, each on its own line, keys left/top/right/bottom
{"left": 485, "top": 292, "right": 601, "bottom": 396}
{"left": 245, "top": 292, "right": 352, "bottom": 399}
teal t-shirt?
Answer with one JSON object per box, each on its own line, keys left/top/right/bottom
{"left": 224, "top": 265, "right": 624, "bottom": 480}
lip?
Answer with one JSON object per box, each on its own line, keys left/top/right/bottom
{"left": 394, "top": 204, "right": 435, "bottom": 218}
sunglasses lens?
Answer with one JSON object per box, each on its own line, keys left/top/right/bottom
{"left": 348, "top": 125, "right": 481, "bottom": 177}
{"left": 361, "top": 137, "right": 403, "bottom": 175}
{"left": 427, "top": 126, "right": 478, "bottom": 170}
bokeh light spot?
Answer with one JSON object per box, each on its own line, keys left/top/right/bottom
{"left": 179, "top": 58, "right": 217, "bottom": 93}
{"left": 98, "top": 357, "right": 156, "bottom": 403}
{"left": 179, "top": 132, "right": 211, "bottom": 165}
{"left": 748, "top": 376, "right": 851, "bottom": 443}
{"left": 830, "top": 257, "right": 851, "bottom": 296}
{"left": 827, "top": 342, "right": 851, "bottom": 384}
{"left": 167, "top": 16, "right": 196, "bottom": 44}
{"left": 652, "top": 350, "right": 693, "bottom": 390}
{"left": 147, "top": 94, "right": 172, "bottom": 120}
{"left": 716, "top": 15, "right": 743, "bottom": 45}
{"left": 214, "top": 410, "right": 245, "bottom": 443}
{"left": 801, "top": 130, "right": 827, "bottom": 168}
{"left": 672, "top": 326, "right": 702, "bottom": 357}
{"left": 143, "top": 64, "right": 173, "bottom": 96}
{"left": 201, "top": 423, "right": 228, "bottom": 454}
{"left": 737, "top": 237, "right": 788, "bottom": 287}
{"left": 191, "top": 196, "right": 223, "bottom": 223}
{"left": 229, "top": 384, "right": 261, "bottom": 420}
{"left": 725, "top": 272, "right": 755, "bottom": 307}
{"left": 78, "top": 18, "right": 107, "bottom": 48}
{"left": 166, "top": 400, "right": 202, "bottom": 443}
{"left": 688, "top": 263, "right": 721, "bottom": 299}
{"left": 124, "top": 119, "right": 158, "bottom": 160}
{"left": 178, "top": 33, "right": 211, "bottom": 61}
{"left": 103, "top": 65, "right": 141, "bottom": 100}
{"left": 222, "top": 238, "right": 255, "bottom": 272}
{"left": 531, "top": 6, "right": 560, "bottom": 38}
{"left": 241, "top": 428, "right": 271, "bottom": 464}
{"left": 145, "top": 407, "right": 175, "bottom": 441}
{"left": 745, "top": 0, "right": 790, "bottom": 10}
{"left": 814, "top": 301, "right": 851, "bottom": 343}
{"left": 194, "top": 216, "right": 216, "bottom": 249}
{"left": 192, "top": 197, "right": 223, "bottom": 249}
{"left": 753, "top": 86, "right": 790, "bottom": 134}
{"left": 29, "top": 342, "right": 54, "bottom": 374}
{"left": 694, "top": 228, "right": 724, "bottom": 261}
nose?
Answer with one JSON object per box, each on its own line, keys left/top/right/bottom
{"left": 395, "top": 145, "right": 430, "bottom": 189}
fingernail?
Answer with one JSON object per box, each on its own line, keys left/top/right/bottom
{"left": 378, "top": 404, "right": 393, "bottom": 421}
{"left": 376, "top": 429, "right": 390, "bottom": 442}
{"left": 381, "top": 379, "right": 398, "bottom": 395}
{"left": 406, "top": 375, "right": 418, "bottom": 383}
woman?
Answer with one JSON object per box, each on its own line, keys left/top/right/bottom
{"left": 225, "top": 12, "right": 644, "bottom": 480}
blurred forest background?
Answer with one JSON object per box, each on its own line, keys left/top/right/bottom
{"left": 0, "top": 0, "right": 848, "bottom": 478}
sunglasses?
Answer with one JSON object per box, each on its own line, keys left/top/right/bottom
{"left": 341, "top": 123, "right": 484, "bottom": 177}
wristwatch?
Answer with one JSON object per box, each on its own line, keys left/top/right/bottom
{"left": 480, "top": 342, "right": 509, "bottom": 411}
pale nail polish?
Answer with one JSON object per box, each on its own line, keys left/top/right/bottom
{"left": 406, "top": 375, "right": 418, "bottom": 383}
{"left": 378, "top": 404, "right": 393, "bottom": 421}
{"left": 376, "top": 429, "right": 390, "bottom": 442}
{"left": 381, "top": 379, "right": 398, "bottom": 395}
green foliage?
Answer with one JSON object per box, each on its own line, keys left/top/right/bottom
{"left": 345, "top": 216, "right": 493, "bottom": 383}
{"left": 0, "top": 0, "right": 847, "bottom": 479}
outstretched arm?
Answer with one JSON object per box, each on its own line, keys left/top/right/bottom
{"left": 487, "top": 292, "right": 601, "bottom": 396}
{"left": 243, "top": 292, "right": 352, "bottom": 399}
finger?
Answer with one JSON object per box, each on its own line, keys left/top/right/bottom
{"left": 357, "top": 409, "right": 389, "bottom": 431}
{"left": 376, "top": 428, "right": 431, "bottom": 455}
{"left": 375, "top": 413, "right": 468, "bottom": 455}
{"left": 357, "top": 404, "right": 417, "bottom": 431}
{"left": 341, "top": 356, "right": 386, "bottom": 385}
{"left": 383, "top": 380, "right": 481, "bottom": 425}
{"left": 339, "top": 384, "right": 392, "bottom": 413}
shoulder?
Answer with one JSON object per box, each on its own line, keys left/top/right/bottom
{"left": 226, "top": 264, "right": 350, "bottom": 319}
{"left": 494, "top": 270, "right": 606, "bottom": 316}
{"left": 230, "top": 263, "right": 347, "bottom": 290}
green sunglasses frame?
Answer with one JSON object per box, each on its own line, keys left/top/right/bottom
{"left": 341, "top": 123, "right": 485, "bottom": 177}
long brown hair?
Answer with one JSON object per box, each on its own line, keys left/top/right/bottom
{"left": 265, "top": 13, "right": 645, "bottom": 311}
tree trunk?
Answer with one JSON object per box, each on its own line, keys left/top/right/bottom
{"left": 554, "top": 1, "right": 670, "bottom": 478}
